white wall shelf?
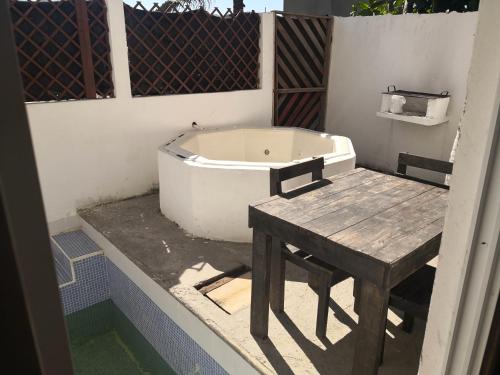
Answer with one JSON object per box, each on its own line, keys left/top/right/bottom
{"left": 376, "top": 111, "right": 449, "bottom": 126}
{"left": 378, "top": 86, "right": 450, "bottom": 126}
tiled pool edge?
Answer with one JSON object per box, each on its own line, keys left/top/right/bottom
{"left": 59, "top": 254, "right": 110, "bottom": 314}
{"left": 55, "top": 227, "right": 230, "bottom": 374}
{"left": 108, "top": 261, "right": 226, "bottom": 374}
{"left": 79, "top": 218, "right": 262, "bottom": 375}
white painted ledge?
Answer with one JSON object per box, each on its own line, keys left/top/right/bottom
{"left": 376, "top": 111, "right": 449, "bottom": 126}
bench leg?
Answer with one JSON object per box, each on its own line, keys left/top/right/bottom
{"left": 270, "top": 238, "right": 286, "bottom": 313}
{"left": 316, "top": 272, "right": 331, "bottom": 338}
{"left": 402, "top": 313, "right": 415, "bottom": 333}
{"left": 380, "top": 320, "right": 387, "bottom": 365}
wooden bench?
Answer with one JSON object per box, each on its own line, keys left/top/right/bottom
{"left": 389, "top": 265, "right": 436, "bottom": 332}
{"left": 269, "top": 157, "right": 350, "bottom": 338}
{"left": 388, "top": 154, "right": 453, "bottom": 330}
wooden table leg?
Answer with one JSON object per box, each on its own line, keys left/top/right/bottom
{"left": 270, "top": 238, "right": 285, "bottom": 312}
{"left": 352, "top": 280, "right": 390, "bottom": 375}
{"left": 353, "top": 278, "right": 361, "bottom": 314}
{"left": 250, "top": 229, "right": 272, "bottom": 338}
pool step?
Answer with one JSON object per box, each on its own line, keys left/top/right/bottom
{"left": 51, "top": 240, "right": 72, "bottom": 285}
{"left": 51, "top": 229, "right": 103, "bottom": 287}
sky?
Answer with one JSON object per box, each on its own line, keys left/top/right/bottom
{"left": 123, "top": 0, "right": 283, "bottom": 12}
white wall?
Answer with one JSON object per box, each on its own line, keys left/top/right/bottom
{"left": 420, "top": 0, "right": 500, "bottom": 373}
{"left": 326, "top": 12, "right": 478, "bottom": 173}
{"left": 28, "top": 5, "right": 479, "bottom": 223}
{"left": 27, "top": 0, "right": 274, "bottom": 223}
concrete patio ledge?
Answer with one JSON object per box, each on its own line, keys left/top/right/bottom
{"left": 77, "top": 193, "right": 426, "bottom": 375}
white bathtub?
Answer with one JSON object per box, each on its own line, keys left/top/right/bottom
{"left": 158, "top": 127, "right": 356, "bottom": 242}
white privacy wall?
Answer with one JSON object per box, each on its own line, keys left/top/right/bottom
{"left": 326, "top": 12, "right": 478, "bottom": 172}
{"left": 27, "top": 0, "right": 274, "bottom": 223}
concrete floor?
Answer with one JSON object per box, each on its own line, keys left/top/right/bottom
{"left": 80, "top": 193, "right": 425, "bottom": 375}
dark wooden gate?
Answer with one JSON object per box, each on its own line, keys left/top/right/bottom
{"left": 273, "top": 11, "right": 333, "bottom": 131}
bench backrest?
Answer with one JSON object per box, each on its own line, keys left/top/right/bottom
{"left": 270, "top": 157, "right": 324, "bottom": 195}
{"left": 396, "top": 153, "right": 453, "bottom": 189}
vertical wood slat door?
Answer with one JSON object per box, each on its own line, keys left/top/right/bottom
{"left": 273, "top": 11, "right": 333, "bottom": 131}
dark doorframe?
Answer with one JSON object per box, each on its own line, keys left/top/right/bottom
{"left": 480, "top": 272, "right": 500, "bottom": 375}
{"left": 0, "top": 1, "right": 74, "bottom": 373}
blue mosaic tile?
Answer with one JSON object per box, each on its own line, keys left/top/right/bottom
{"left": 53, "top": 230, "right": 101, "bottom": 259}
{"left": 59, "top": 255, "right": 110, "bottom": 315}
{"left": 51, "top": 240, "right": 72, "bottom": 285}
{"left": 54, "top": 259, "right": 72, "bottom": 285}
{"left": 108, "top": 261, "right": 228, "bottom": 375}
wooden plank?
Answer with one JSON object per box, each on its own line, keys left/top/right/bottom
{"left": 261, "top": 174, "right": 432, "bottom": 233}
{"left": 398, "top": 152, "right": 454, "bottom": 174}
{"left": 330, "top": 189, "right": 447, "bottom": 256}
{"left": 375, "top": 217, "right": 444, "bottom": 265}
{"left": 248, "top": 206, "right": 388, "bottom": 286}
{"left": 276, "top": 87, "right": 326, "bottom": 93}
{"left": 196, "top": 264, "right": 250, "bottom": 295}
{"left": 250, "top": 230, "right": 272, "bottom": 338}
{"left": 318, "top": 17, "right": 333, "bottom": 131}
{"left": 296, "top": 175, "right": 414, "bottom": 219}
{"left": 272, "top": 11, "right": 278, "bottom": 126}
{"left": 395, "top": 172, "right": 450, "bottom": 189}
{"left": 259, "top": 173, "right": 397, "bottom": 223}
{"left": 75, "top": 0, "right": 96, "bottom": 99}
{"left": 301, "top": 182, "right": 435, "bottom": 237}
{"left": 206, "top": 272, "right": 252, "bottom": 314}
{"left": 383, "top": 218, "right": 444, "bottom": 287}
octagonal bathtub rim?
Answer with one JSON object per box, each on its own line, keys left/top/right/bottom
{"left": 158, "top": 126, "right": 356, "bottom": 242}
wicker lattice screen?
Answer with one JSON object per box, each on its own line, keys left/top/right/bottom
{"left": 9, "top": 0, "right": 113, "bottom": 102}
{"left": 124, "top": 3, "right": 260, "bottom": 97}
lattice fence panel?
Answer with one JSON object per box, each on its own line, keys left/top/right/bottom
{"left": 273, "top": 12, "right": 333, "bottom": 131}
{"left": 9, "top": 0, "right": 113, "bottom": 102}
{"left": 87, "top": 0, "right": 114, "bottom": 98}
{"left": 275, "top": 92, "right": 322, "bottom": 129}
{"left": 276, "top": 14, "right": 329, "bottom": 89}
{"left": 124, "top": 3, "right": 260, "bottom": 97}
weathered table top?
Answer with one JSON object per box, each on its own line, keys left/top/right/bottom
{"left": 249, "top": 168, "right": 448, "bottom": 289}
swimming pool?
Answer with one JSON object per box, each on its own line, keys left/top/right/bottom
{"left": 66, "top": 300, "right": 176, "bottom": 375}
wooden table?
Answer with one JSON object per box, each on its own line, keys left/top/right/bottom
{"left": 248, "top": 168, "right": 448, "bottom": 375}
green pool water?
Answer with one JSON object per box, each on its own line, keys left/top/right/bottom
{"left": 66, "top": 300, "right": 176, "bottom": 375}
